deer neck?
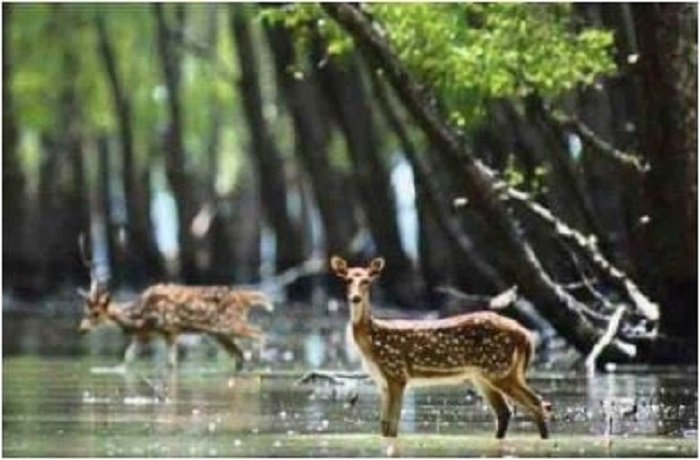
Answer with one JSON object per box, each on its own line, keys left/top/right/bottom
{"left": 350, "top": 297, "right": 374, "bottom": 360}
{"left": 106, "top": 302, "right": 141, "bottom": 331}
{"left": 349, "top": 296, "right": 372, "bottom": 326}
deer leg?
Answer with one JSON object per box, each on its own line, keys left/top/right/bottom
{"left": 475, "top": 380, "right": 511, "bottom": 439}
{"left": 496, "top": 379, "right": 549, "bottom": 439}
{"left": 165, "top": 334, "right": 178, "bottom": 369}
{"left": 212, "top": 333, "right": 245, "bottom": 371}
{"left": 380, "top": 381, "right": 405, "bottom": 438}
{"left": 123, "top": 338, "right": 139, "bottom": 366}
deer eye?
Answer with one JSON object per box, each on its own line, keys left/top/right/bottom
{"left": 360, "top": 279, "right": 369, "bottom": 286}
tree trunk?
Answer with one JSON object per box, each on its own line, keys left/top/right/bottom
{"left": 598, "top": 3, "right": 649, "bottom": 285}
{"left": 153, "top": 4, "right": 198, "bottom": 282}
{"left": 265, "top": 23, "right": 357, "bottom": 258}
{"left": 199, "top": 9, "right": 235, "bottom": 285}
{"left": 96, "top": 136, "right": 118, "bottom": 281}
{"left": 55, "top": 7, "right": 89, "bottom": 286}
{"left": 632, "top": 3, "right": 697, "bottom": 341}
{"left": 317, "top": 55, "right": 418, "bottom": 305}
{"left": 2, "top": 4, "right": 26, "bottom": 291}
{"left": 229, "top": 177, "right": 262, "bottom": 283}
{"left": 95, "top": 13, "right": 162, "bottom": 285}
{"left": 230, "top": 6, "right": 305, "bottom": 280}
{"left": 573, "top": 4, "right": 635, "bottom": 274}
{"left": 325, "top": 3, "right": 637, "bottom": 362}
{"left": 37, "top": 134, "right": 61, "bottom": 292}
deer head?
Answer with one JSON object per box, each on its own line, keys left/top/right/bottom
{"left": 330, "top": 256, "right": 385, "bottom": 323}
{"left": 76, "top": 234, "right": 112, "bottom": 334}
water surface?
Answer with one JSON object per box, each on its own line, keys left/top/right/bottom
{"left": 3, "top": 356, "right": 696, "bottom": 457}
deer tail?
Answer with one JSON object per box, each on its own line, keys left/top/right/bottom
{"left": 250, "top": 291, "right": 274, "bottom": 312}
{"left": 516, "top": 330, "right": 536, "bottom": 377}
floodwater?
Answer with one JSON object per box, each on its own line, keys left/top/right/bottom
{"left": 3, "top": 300, "right": 698, "bottom": 457}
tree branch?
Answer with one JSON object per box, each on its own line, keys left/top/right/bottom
{"left": 585, "top": 306, "right": 628, "bottom": 376}
{"left": 501, "top": 187, "right": 660, "bottom": 322}
{"left": 537, "top": 100, "right": 649, "bottom": 176}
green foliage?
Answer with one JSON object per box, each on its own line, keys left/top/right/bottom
{"left": 262, "top": 4, "right": 617, "bottom": 127}
{"left": 259, "top": 5, "right": 352, "bottom": 76}
{"left": 8, "top": 3, "right": 251, "bottom": 195}
{"left": 503, "top": 154, "right": 549, "bottom": 195}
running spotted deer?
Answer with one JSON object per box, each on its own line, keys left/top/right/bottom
{"left": 77, "top": 238, "right": 272, "bottom": 370}
{"left": 330, "top": 256, "right": 551, "bottom": 439}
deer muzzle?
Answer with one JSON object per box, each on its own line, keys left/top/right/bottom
{"left": 78, "top": 318, "right": 93, "bottom": 334}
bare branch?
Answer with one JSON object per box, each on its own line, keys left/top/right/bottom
{"left": 564, "top": 247, "right": 615, "bottom": 311}
{"left": 501, "top": 187, "right": 660, "bottom": 321}
{"left": 435, "top": 286, "right": 492, "bottom": 306}
{"left": 538, "top": 101, "right": 649, "bottom": 175}
{"left": 264, "top": 258, "right": 326, "bottom": 290}
{"left": 585, "top": 306, "right": 629, "bottom": 376}
{"left": 296, "top": 370, "right": 369, "bottom": 386}
{"left": 488, "top": 286, "right": 519, "bottom": 310}
{"left": 434, "top": 285, "right": 518, "bottom": 310}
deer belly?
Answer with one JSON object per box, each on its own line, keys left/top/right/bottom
{"left": 408, "top": 366, "right": 481, "bottom": 388}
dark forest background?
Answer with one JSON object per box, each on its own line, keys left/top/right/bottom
{"left": 2, "top": 3, "right": 697, "bottom": 365}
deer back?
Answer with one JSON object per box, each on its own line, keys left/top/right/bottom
{"left": 135, "top": 284, "right": 260, "bottom": 334}
{"left": 364, "top": 312, "right": 533, "bottom": 381}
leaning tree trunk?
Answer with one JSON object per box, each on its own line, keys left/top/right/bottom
{"left": 2, "top": 4, "right": 26, "bottom": 291}
{"left": 230, "top": 7, "right": 305, "bottom": 281}
{"left": 324, "top": 3, "right": 641, "bottom": 362}
{"left": 153, "top": 4, "right": 198, "bottom": 282}
{"left": 95, "top": 13, "right": 162, "bottom": 285}
{"left": 369, "top": 70, "right": 506, "bottom": 297}
{"left": 265, "top": 23, "right": 357, "bottom": 258}
{"left": 632, "top": 3, "right": 698, "bottom": 342}
{"left": 317, "top": 54, "right": 419, "bottom": 306}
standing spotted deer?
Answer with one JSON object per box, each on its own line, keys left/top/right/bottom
{"left": 77, "top": 240, "right": 272, "bottom": 370}
{"left": 330, "top": 256, "right": 551, "bottom": 439}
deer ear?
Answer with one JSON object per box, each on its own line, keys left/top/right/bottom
{"left": 368, "top": 257, "right": 385, "bottom": 276}
{"left": 77, "top": 288, "right": 90, "bottom": 300}
{"left": 330, "top": 256, "right": 348, "bottom": 277}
